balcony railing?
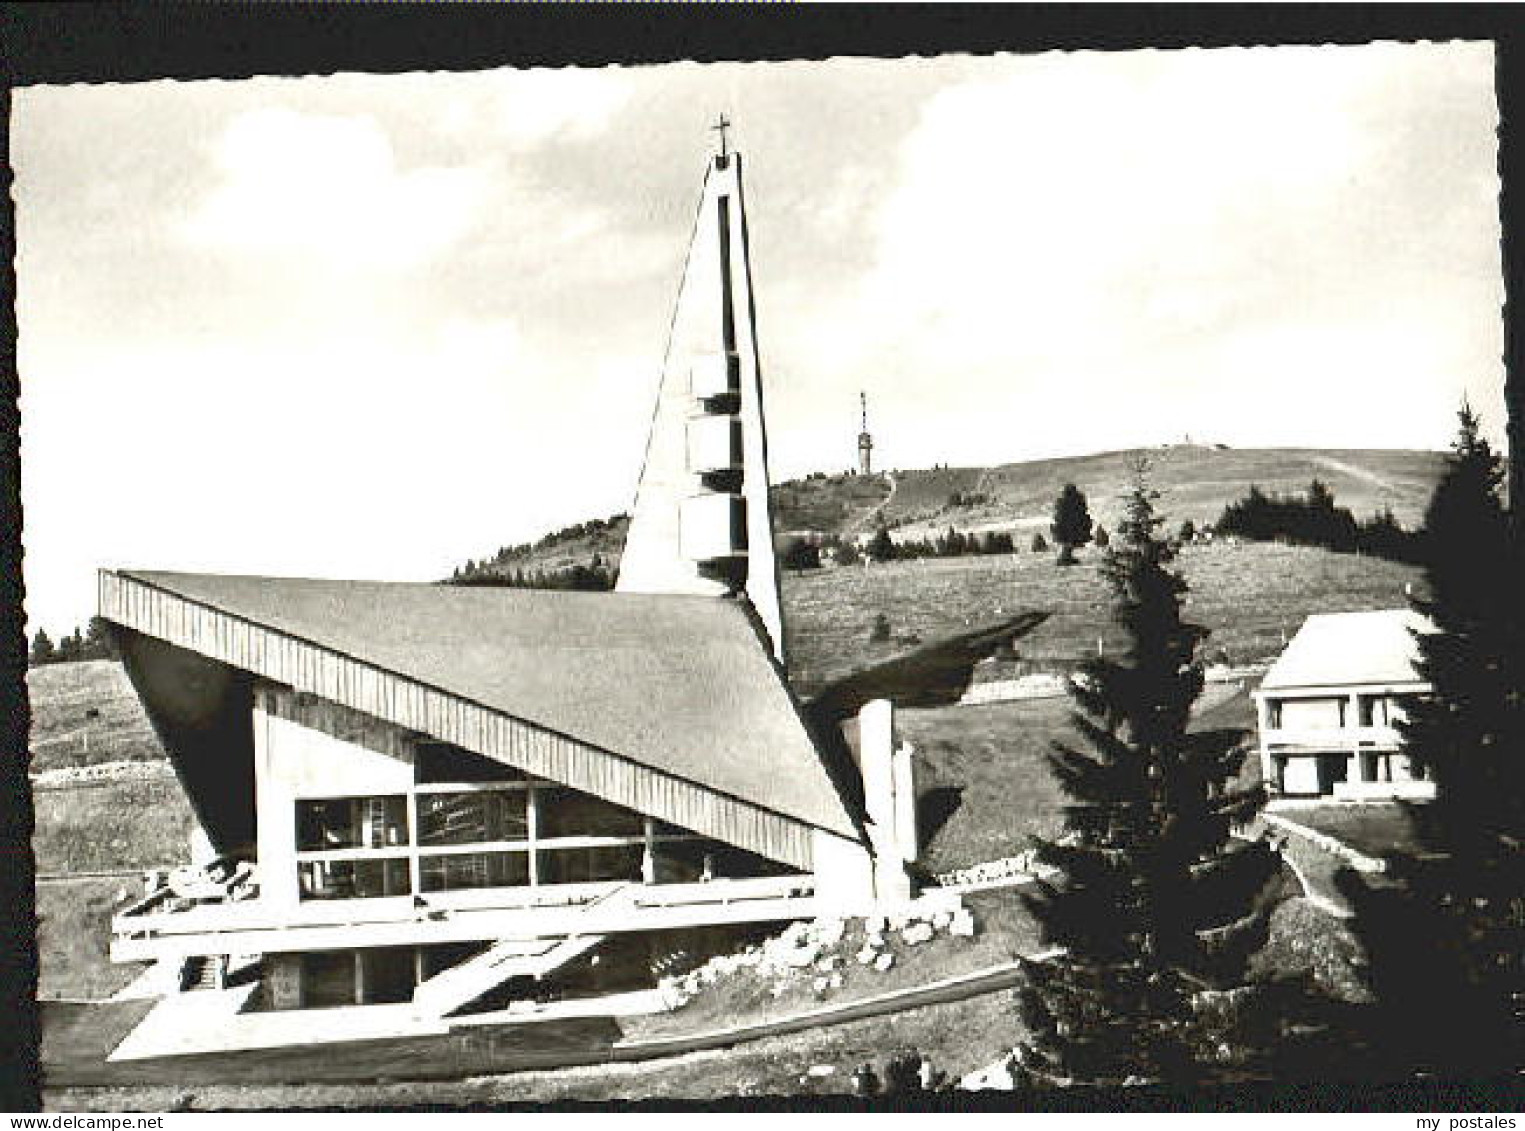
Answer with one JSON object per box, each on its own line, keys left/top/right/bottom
{"left": 112, "top": 873, "right": 816, "bottom": 962}
{"left": 1262, "top": 724, "right": 1401, "bottom": 750}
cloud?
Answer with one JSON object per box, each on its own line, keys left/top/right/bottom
{"left": 801, "top": 42, "right": 1501, "bottom": 461}
{"left": 492, "top": 66, "right": 634, "bottom": 145}
{"left": 181, "top": 107, "right": 489, "bottom": 269}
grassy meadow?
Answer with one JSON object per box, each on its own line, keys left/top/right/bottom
{"left": 32, "top": 778, "right": 195, "bottom": 1000}
{"left": 35, "top": 879, "right": 149, "bottom": 1001}
{"left": 32, "top": 777, "right": 196, "bottom": 876}
{"left": 464, "top": 445, "right": 1443, "bottom": 581}
{"left": 27, "top": 660, "right": 163, "bottom": 774}
{"left": 781, "top": 539, "right": 1422, "bottom": 697}
{"left": 904, "top": 684, "right": 1261, "bottom": 875}
{"left": 26, "top": 663, "right": 187, "bottom": 1000}
{"left": 878, "top": 446, "right": 1444, "bottom": 538}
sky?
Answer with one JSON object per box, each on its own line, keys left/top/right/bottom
{"left": 13, "top": 41, "right": 1506, "bottom": 638}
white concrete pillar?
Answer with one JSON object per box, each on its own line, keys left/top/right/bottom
{"left": 252, "top": 692, "right": 300, "bottom": 908}
{"left": 407, "top": 791, "right": 422, "bottom": 898}
{"left": 527, "top": 786, "right": 540, "bottom": 886}
{"left": 860, "top": 699, "right": 895, "bottom": 833}
{"left": 858, "top": 698, "right": 912, "bottom": 904}
{"left": 892, "top": 740, "right": 918, "bottom": 864}
{"left": 1254, "top": 696, "right": 1275, "bottom": 791}
{"left": 812, "top": 829, "right": 877, "bottom": 914}
{"left": 641, "top": 816, "right": 656, "bottom": 885}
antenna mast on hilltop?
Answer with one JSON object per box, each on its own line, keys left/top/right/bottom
{"left": 858, "top": 391, "right": 874, "bottom": 476}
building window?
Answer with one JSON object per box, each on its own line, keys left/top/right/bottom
{"left": 417, "top": 742, "right": 523, "bottom": 784}
{"left": 290, "top": 761, "right": 795, "bottom": 901}
{"left": 538, "top": 843, "right": 644, "bottom": 886}
{"left": 418, "top": 791, "right": 528, "bottom": 846}
{"left": 1358, "top": 695, "right": 1389, "bottom": 728}
{"left": 536, "top": 787, "right": 644, "bottom": 839}
{"left": 300, "top": 950, "right": 358, "bottom": 1009}
{"left": 419, "top": 851, "right": 529, "bottom": 893}
{"left": 299, "top": 857, "right": 410, "bottom": 901}
{"left": 650, "top": 838, "right": 795, "bottom": 883}
{"left": 296, "top": 796, "right": 409, "bottom": 851}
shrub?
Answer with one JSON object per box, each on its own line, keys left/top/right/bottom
{"left": 781, "top": 537, "right": 822, "bottom": 571}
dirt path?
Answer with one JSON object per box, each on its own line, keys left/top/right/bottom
{"left": 1310, "top": 455, "right": 1395, "bottom": 493}
{"left": 846, "top": 472, "right": 898, "bottom": 535}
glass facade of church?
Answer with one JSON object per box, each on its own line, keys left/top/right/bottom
{"left": 293, "top": 742, "right": 789, "bottom": 902}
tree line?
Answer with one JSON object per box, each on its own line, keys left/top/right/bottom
{"left": 859, "top": 526, "right": 1020, "bottom": 564}
{"left": 28, "top": 617, "right": 115, "bottom": 668}
{"left": 447, "top": 554, "right": 615, "bottom": 592}
{"left": 1213, "top": 479, "right": 1420, "bottom": 563}
{"left": 453, "top": 513, "right": 627, "bottom": 583}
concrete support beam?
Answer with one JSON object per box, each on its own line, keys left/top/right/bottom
{"left": 812, "top": 829, "right": 876, "bottom": 914}
{"left": 892, "top": 739, "right": 918, "bottom": 864}
{"left": 857, "top": 698, "right": 913, "bottom": 905}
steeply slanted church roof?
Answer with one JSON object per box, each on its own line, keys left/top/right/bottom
{"left": 101, "top": 568, "right": 859, "bottom": 847}
{"left": 1260, "top": 608, "right": 1434, "bottom": 692}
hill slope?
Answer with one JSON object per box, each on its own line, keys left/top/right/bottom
{"left": 873, "top": 446, "right": 1444, "bottom": 541}
{"left": 462, "top": 445, "right": 1442, "bottom": 581}
{"left": 27, "top": 660, "right": 163, "bottom": 774}
{"left": 782, "top": 539, "right": 1421, "bottom": 697}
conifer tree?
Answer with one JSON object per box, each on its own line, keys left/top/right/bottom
{"left": 28, "top": 629, "right": 55, "bottom": 668}
{"left": 1346, "top": 403, "right": 1525, "bottom": 1077}
{"left": 1014, "top": 461, "right": 1275, "bottom": 1087}
{"left": 1403, "top": 404, "right": 1525, "bottom": 847}
{"left": 1051, "top": 484, "right": 1094, "bottom": 565}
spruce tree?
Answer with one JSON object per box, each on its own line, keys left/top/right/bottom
{"left": 1015, "top": 461, "right": 1276, "bottom": 1087}
{"left": 1403, "top": 404, "right": 1525, "bottom": 848}
{"left": 1349, "top": 403, "right": 1525, "bottom": 1078}
{"left": 28, "top": 629, "right": 55, "bottom": 668}
{"left": 1051, "top": 484, "right": 1094, "bottom": 565}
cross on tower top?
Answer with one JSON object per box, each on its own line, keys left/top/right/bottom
{"left": 711, "top": 114, "right": 732, "bottom": 158}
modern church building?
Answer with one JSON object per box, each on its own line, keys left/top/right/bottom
{"left": 100, "top": 146, "right": 1001, "bottom": 1019}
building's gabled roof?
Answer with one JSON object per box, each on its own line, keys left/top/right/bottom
{"left": 103, "top": 569, "right": 858, "bottom": 840}
{"left": 1260, "top": 608, "right": 1435, "bottom": 692}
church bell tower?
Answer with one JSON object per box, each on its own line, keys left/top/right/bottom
{"left": 617, "top": 123, "right": 786, "bottom": 665}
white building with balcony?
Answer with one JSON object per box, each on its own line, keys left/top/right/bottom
{"left": 1252, "top": 609, "right": 1436, "bottom": 802}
